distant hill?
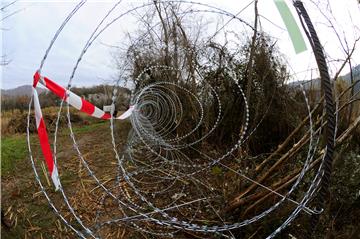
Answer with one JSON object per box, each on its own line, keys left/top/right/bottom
{"left": 342, "top": 64, "right": 360, "bottom": 95}
{"left": 1, "top": 85, "right": 45, "bottom": 97}
{"left": 343, "top": 64, "right": 360, "bottom": 82}
{"left": 288, "top": 78, "right": 321, "bottom": 90}
{"left": 289, "top": 64, "right": 360, "bottom": 98}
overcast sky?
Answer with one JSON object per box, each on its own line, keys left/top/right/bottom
{"left": 1, "top": 0, "right": 359, "bottom": 89}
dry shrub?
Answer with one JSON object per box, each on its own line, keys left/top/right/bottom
{"left": 3, "top": 109, "right": 84, "bottom": 135}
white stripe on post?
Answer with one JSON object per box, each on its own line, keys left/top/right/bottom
{"left": 51, "top": 166, "right": 60, "bottom": 191}
{"left": 92, "top": 107, "right": 105, "bottom": 118}
{"left": 66, "top": 91, "right": 83, "bottom": 110}
{"left": 39, "top": 76, "right": 46, "bottom": 86}
{"left": 33, "top": 87, "right": 43, "bottom": 128}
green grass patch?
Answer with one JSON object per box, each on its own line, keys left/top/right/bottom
{"left": 75, "top": 121, "right": 107, "bottom": 133}
{"left": 1, "top": 135, "right": 28, "bottom": 174}
{"left": 69, "top": 121, "right": 107, "bottom": 134}
{"left": 0, "top": 121, "right": 111, "bottom": 174}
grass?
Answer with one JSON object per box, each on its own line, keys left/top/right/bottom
{"left": 1, "top": 135, "right": 28, "bottom": 174}
{"left": 0, "top": 119, "right": 107, "bottom": 175}
{"left": 71, "top": 121, "right": 107, "bottom": 134}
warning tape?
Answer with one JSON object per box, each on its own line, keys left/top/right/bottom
{"left": 32, "top": 71, "right": 135, "bottom": 190}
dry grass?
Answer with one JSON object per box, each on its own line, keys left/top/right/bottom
{"left": 1, "top": 107, "right": 90, "bottom": 135}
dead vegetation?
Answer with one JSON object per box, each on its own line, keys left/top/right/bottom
{"left": 1, "top": 107, "right": 86, "bottom": 135}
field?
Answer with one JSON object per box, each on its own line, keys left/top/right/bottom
{"left": 1, "top": 105, "right": 360, "bottom": 238}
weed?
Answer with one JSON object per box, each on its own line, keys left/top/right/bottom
{"left": 1, "top": 135, "right": 28, "bottom": 174}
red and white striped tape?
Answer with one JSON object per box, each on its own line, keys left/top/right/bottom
{"left": 32, "top": 71, "right": 135, "bottom": 190}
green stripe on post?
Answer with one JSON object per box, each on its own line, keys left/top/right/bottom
{"left": 274, "top": 0, "right": 307, "bottom": 54}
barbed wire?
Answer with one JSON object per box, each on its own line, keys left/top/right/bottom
{"left": 26, "top": 0, "right": 335, "bottom": 238}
